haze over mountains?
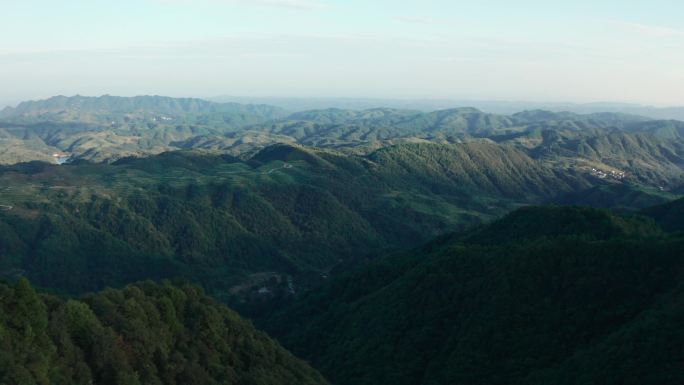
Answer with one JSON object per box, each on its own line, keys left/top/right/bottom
{"left": 211, "top": 96, "right": 684, "bottom": 121}
{"left": 2, "top": 94, "right": 684, "bottom": 385}
{"left": 7, "top": 94, "right": 684, "bottom": 120}
{"left": 2, "top": 95, "right": 684, "bottom": 189}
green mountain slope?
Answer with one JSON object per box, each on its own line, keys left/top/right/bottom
{"left": 642, "top": 196, "right": 684, "bottom": 232}
{"left": 258, "top": 206, "right": 684, "bottom": 385}
{"left": 261, "top": 108, "right": 653, "bottom": 149}
{"left": 261, "top": 107, "right": 518, "bottom": 147}
{"left": 532, "top": 128, "right": 684, "bottom": 186}
{"left": 0, "top": 142, "right": 601, "bottom": 298}
{"left": 458, "top": 205, "right": 661, "bottom": 244}
{"left": 2, "top": 96, "right": 684, "bottom": 192}
{"left": 555, "top": 183, "right": 673, "bottom": 209}
{"left": 367, "top": 142, "right": 587, "bottom": 198}
{"left": 0, "top": 279, "right": 327, "bottom": 385}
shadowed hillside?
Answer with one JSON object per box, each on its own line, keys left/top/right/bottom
{"left": 258, "top": 206, "right": 684, "bottom": 385}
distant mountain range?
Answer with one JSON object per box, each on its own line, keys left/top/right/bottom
{"left": 5, "top": 95, "right": 684, "bottom": 120}
{"left": 210, "top": 95, "right": 684, "bottom": 120}
{"left": 2, "top": 95, "right": 684, "bottom": 191}
{"left": 0, "top": 94, "right": 286, "bottom": 124}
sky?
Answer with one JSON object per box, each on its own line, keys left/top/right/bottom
{"left": 1, "top": 0, "right": 684, "bottom": 106}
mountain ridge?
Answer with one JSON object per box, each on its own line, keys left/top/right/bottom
{"left": 1, "top": 94, "right": 288, "bottom": 117}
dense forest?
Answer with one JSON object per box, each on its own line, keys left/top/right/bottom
{"left": 4, "top": 202, "right": 683, "bottom": 385}
{"left": 1, "top": 95, "right": 684, "bottom": 384}
{"left": 0, "top": 141, "right": 676, "bottom": 303}
{"left": 257, "top": 204, "right": 684, "bottom": 385}
{"left": 0, "top": 279, "right": 327, "bottom": 385}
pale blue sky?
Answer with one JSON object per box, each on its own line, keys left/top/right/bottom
{"left": 2, "top": 0, "right": 683, "bottom": 105}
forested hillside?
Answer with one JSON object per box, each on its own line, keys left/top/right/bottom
{"left": 642, "top": 196, "right": 684, "bottom": 232}
{"left": 258, "top": 205, "right": 684, "bottom": 385}
{"left": 1, "top": 142, "right": 622, "bottom": 300}
{"left": 0, "top": 279, "right": 327, "bottom": 385}
{"left": 1, "top": 95, "right": 684, "bottom": 385}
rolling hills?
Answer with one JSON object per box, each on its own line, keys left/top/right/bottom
{"left": 3, "top": 95, "right": 684, "bottom": 191}
{"left": 0, "top": 95, "right": 288, "bottom": 163}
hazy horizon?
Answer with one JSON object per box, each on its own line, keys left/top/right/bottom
{"left": 2, "top": 94, "right": 683, "bottom": 111}
{"left": 3, "top": 0, "right": 684, "bottom": 106}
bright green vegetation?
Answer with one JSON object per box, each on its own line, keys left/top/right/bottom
{"left": 2, "top": 96, "right": 684, "bottom": 192}
{"left": 257, "top": 204, "right": 684, "bottom": 385}
{"left": 0, "top": 279, "right": 327, "bottom": 385}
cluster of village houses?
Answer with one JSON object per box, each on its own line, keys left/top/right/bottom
{"left": 590, "top": 167, "right": 625, "bottom": 180}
